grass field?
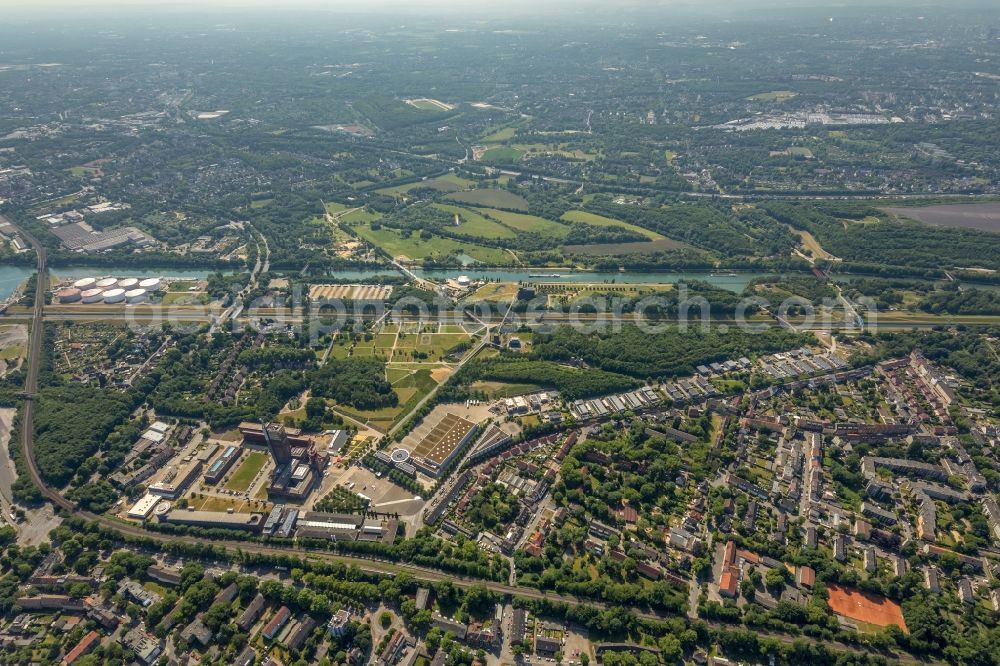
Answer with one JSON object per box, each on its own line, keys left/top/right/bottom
{"left": 352, "top": 223, "right": 513, "bottom": 264}
{"left": 480, "top": 146, "right": 524, "bottom": 163}
{"left": 68, "top": 166, "right": 101, "bottom": 177}
{"left": 341, "top": 208, "right": 383, "bottom": 224}
{"left": 560, "top": 210, "right": 665, "bottom": 240}
{"left": 483, "top": 209, "right": 570, "bottom": 238}
{"left": 444, "top": 189, "right": 530, "bottom": 211}
{"left": 468, "top": 380, "right": 542, "bottom": 398}
{"left": 512, "top": 143, "right": 599, "bottom": 160}
{"left": 482, "top": 126, "right": 517, "bottom": 142}
{"left": 406, "top": 98, "right": 454, "bottom": 111}
{"left": 160, "top": 291, "right": 208, "bottom": 305}
{"left": 225, "top": 451, "right": 268, "bottom": 492}
{"left": 376, "top": 173, "right": 474, "bottom": 196}
{"left": 790, "top": 227, "right": 839, "bottom": 261}
{"left": 432, "top": 204, "right": 518, "bottom": 239}
{"left": 746, "top": 90, "right": 798, "bottom": 102}
{"left": 0, "top": 345, "right": 24, "bottom": 361}
{"left": 336, "top": 367, "right": 440, "bottom": 432}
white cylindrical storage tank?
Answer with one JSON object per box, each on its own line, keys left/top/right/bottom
{"left": 118, "top": 277, "right": 139, "bottom": 289}
{"left": 73, "top": 277, "right": 97, "bottom": 290}
{"left": 139, "top": 278, "right": 163, "bottom": 292}
{"left": 95, "top": 277, "right": 118, "bottom": 289}
{"left": 125, "top": 288, "right": 147, "bottom": 304}
{"left": 457, "top": 275, "right": 471, "bottom": 287}
{"left": 80, "top": 288, "right": 104, "bottom": 303}
{"left": 102, "top": 288, "right": 126, "bottom": 304}
{"left": 56, "top": 288, "right": 81, "bottom": 304}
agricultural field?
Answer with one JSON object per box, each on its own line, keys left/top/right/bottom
{"left": 882, "top": 204, "right": 1000, "bottom": 234}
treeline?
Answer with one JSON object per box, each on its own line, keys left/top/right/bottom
{"left": 918, "top": 287, "right": 1000, "bottom": 316}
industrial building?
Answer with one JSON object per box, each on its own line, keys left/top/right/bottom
{"left": 400, "top": 411, "right": 479, "bottom": 478}
{"left": 147, "top": 459, "right": 203, "bottom": 499}
{"left": 127, "top": 494, "right": 161, "bottom": 520}
{"left": 161, "top": 509, "right": 264, "bottom": 533}
{"left": 255, "top": 422, "right": 329, "bottom": 501}
{"left": 204, "top": 445, "right": 241, "bottom": 484}
{"left": 294, "top": 511, "right": 400, "bottom": 544}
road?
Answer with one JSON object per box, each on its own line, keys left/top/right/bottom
{"left": 212, "top": 225, "right": 269, "bottom": 333}
{"left": 5, "top": 302, "right": 990, "bottom": 333}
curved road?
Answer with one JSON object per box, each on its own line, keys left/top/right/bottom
{"left": 7, "top": 222, "right": 933, "bottom": 664}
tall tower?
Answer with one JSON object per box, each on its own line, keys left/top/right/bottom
{"left": 263, "top": 422, "right": 292, "bottom": 465}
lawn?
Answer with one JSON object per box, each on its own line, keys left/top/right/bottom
{"left": 225, "top": 451, "right": 268, "bottom": 492}
{"left": 480, "top": 146, "right": 524, "bottom": 163}
{"left": 444, "top": 189, "right": 530, "bottom": 211}
{"left": 560, "top": 210, "right": 664, "bottom": 240}
{"left": 433, "top": 204, "right": 518, "bottom": 239}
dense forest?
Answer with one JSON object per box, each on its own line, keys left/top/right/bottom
{"left": 530, "top": 325, "right": 809, "bottom": 380}
{"left": 309, "top": 357, "right": 398, "bottom": 410}
{"left": 762, "top": 202, "right": 1000, "bottom": 273}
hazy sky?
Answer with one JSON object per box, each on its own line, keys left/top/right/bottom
{"left": 6, "top": 0, "right": 996, "bottom": 23}
{"left": 12, "top": 0, "right": 995, "bottom": 10}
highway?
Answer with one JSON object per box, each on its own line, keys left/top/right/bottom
{"left": 3, "top": 303, "right": 990, "bottom": 332}
{"left": 0, "top": 225, "right": 941, "bottom": 664}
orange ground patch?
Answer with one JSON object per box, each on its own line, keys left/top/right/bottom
{"left": 826, "top": 583, "right": 908, "bottom": 633}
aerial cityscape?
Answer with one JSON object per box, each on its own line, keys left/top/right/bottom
{"left": 0, "top": 1, "right": 999, "bottom": 665}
